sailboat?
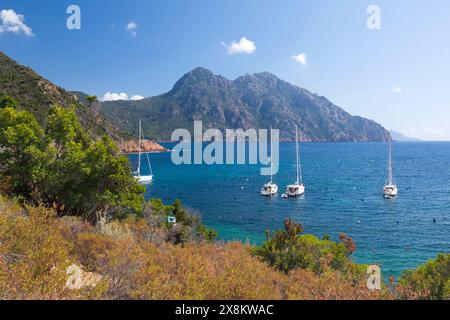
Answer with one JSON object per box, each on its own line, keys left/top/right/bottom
{"left": 285, "top": 125, "right": 305, "bottom": 197}
{"left": 134, "top": 121, "right": 154, "bottom": 185}
{"left": 261, "top": 129, "right": 278, "bottom": 196}
{"left": 383, "top": 136, "right": 397, "bottom": 198}
{"left": 261, "top": 158, "right": 278, "bottom": 196}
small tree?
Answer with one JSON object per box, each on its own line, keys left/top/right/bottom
{"left": 0, "top": 105, "right": 145, "bottom": 222}
{"left": 253, "top": 219, "right": 357, "bottom": 275}
{"left": 0, "top": 96, "right": 18, "bottom": 109}
{"left": 398, "top": 254, "right": 450, "bottom": 300}
{"left": 86, "top": 95, "right": 98, "bottom": 108}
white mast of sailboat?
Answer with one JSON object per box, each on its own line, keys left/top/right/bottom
{"left": 270, "top": 126, "right": 273, "bottom": 183}
{"left": 387, "top": 136, "right": 393, "bottom": 186}
{"left": 135, "top": 120, "right": 153, "bottom": 184}
{"left": 295, "top": 125, "right": 302, "bottom": 185}
{"left": 284, "top": 125, "right": 305, "bottom": 197}
{"left": 137, "top": 120, "right": 142, "bottom": 177}
{"left": 383, "top": 135, "right": 397, "bottom": 197}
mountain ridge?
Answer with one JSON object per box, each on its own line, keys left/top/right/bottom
{"left": 0, "top": 50, "right": 129, "bottom": 141}
{"left": 93, "top": 67, "right": 390, "bottom": 142}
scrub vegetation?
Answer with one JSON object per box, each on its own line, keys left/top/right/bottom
{"left": 0, "top": 98, "right": 447, "bottom": 300}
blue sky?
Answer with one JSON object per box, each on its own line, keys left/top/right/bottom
{"left": 1, "top": 0, "right": 450, "bottom": 140}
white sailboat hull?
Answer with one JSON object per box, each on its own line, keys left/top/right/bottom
{"left": 285, "top": 183, "right": 305, "bottom": 197}
{"left": 384, "top": 184, "right": 398, "bottom": 198}
{"left": 136, "top": 175, "right": 153, "bottom": 185}
{"left": 261, "top": 183, "right": 278, "bottom": 196}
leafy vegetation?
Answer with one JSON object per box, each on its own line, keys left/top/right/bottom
{"left": 0, "top": 197, "right": 383, "bottom": 300}
{"left": 143, "top": 199, "right": 218, "bottom": 244}
{"left": 397, "top": 254, "right": 450, "bottom": 300}
{"left": 0, "top": 105, "right": 144, "bottom": 222}
{"left": 0, "top": 192, "right": 447, "bottom": 300}
{"left": 253, "top": 219, "right": 364, "bottom": 280}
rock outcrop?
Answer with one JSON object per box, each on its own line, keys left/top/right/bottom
{"left": 119, "top": 140, "right": 167, "bottom": 153}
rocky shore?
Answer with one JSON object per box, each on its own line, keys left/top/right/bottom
{"left": 119, "top": 140, "right": 168, "bottom": 153}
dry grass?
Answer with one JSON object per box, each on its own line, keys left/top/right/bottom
{"left": 0, "top": 198, "right": 388, "bottom": 300}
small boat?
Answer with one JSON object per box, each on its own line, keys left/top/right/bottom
{"left": 261, "top": 158, "right": 278, "bottom": 196}
{"left": 383, "top": 137, "right": 397, "bottom": 198}
{"left": 134, "top": 120, "right": 154, "bottom": 185}
{"left": 285, "top": 125, "right": 305, "bottom": 197}
{"left": 261, "top": 181, "right": 278, "bottom": 196}
{"left": 261, "top": 128, "right": 278, "bottom": 197}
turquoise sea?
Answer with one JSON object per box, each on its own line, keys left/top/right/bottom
{"left": 128, "top": 142, "right": 450, "bottom": 278}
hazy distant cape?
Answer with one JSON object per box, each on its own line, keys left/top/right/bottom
{"left": 390, "top": 130, "right": 421, "bottom": 142}
{"left": 81, "top": 68, "right": 390, "bottom": 142}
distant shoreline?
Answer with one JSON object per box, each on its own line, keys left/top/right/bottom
{"left": 155, "top": 140, "right": 445, "bottom": 144}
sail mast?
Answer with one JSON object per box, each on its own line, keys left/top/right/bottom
{"left": 270, "top": 127, "right": 273, "bottom": 183}
{"left": 295, "top": 125, "right": 302, "bottom": 184}
{"left": 137, "top": 120, "right": 142, "bottom": 177}
{"left": 388, "top": 136, "right": 393, "bottom": 185}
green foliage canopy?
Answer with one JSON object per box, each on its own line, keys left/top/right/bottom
{"left": 0, "top": 105, "right": 145, "bottom": 222}
{"left": 253, "top": 219, "right": 360, "bottom": 276}
{"left": 399, "top": 254, "right": 450, "bottom": 300}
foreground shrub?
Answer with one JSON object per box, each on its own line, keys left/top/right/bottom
{"left": 0, "top": 105, "right": 145, "bottom": 222}
{"left": 285, "top": 268, "right": 381, "bottom": 300}
{"left": 397, "top": 254, "right": 450, "bottom": 300}
{"left": 0, "top": 201, "right": 106, "bottom": 299}
{"left": 141, "top": 199, "right": 218, "bottom": 245}
{"left": 0, "top": 200, "right": 384, "bottom": 300}
{"left": 253, "top": 219, "right": 361, "bottom": 278}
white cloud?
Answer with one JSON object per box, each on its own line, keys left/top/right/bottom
{"left": 101, "top": 92, "right": 145, "bottom": 102}
{"left": 126, "top": 21, "right": 138, "bottom": 37}
{"left": 221, "top": 37, "right": 256, "bottom": 55}
{"left": 392, "top": 86, "right": 401, "bottom": 93}
{"left": 101, "top": 92, "right": 129, "bottom": 102}
{"left": 292, "top": 53, "right": 308, "bottom": 66}
{"left": 130, "top": 95, "right": 144, "bottom": 101}
{"left": 0, "top": 9, "right": 34, "bottom": 36}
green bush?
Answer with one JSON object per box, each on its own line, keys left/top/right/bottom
{"left": 143, "top": 199, "right": 217, "bottom": 245}
{"left": 398, "top": 254, "right": 450, "bottom": 300}
{"left": 0, "top": 105, "right": 145, "bottom": 222}
{"left": 253, "top": 219, "right": 359, "bottom": 276}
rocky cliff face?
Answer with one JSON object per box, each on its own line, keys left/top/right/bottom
{"left": 97, "top": 67, "right": 390, "bottom": 142}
